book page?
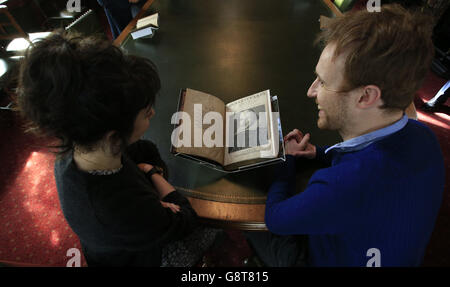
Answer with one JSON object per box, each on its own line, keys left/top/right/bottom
{"left": 137, "top": 13, "right": 159, "bottom": 29}
{"left": 172, "top": 88, "right": 226, "bottom": 166}
{"left": 223, "top": 90, "right": 278, "bottom": 166}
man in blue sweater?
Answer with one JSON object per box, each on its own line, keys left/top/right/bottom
{"left": 247, "top": 4, "right": 445, "bottom": 267}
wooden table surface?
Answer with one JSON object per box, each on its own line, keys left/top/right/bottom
{"left": 187, "top": 197, "right": 266, "bottom": 230}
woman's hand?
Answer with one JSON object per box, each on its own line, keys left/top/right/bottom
{"left": 137, "top": 163, "right": 164, "bottom": 177}
{"left": 284, "top": 129, "right": 316, "bottom": 159}
{"left": 137, "top": 163, "right": 153, "bottom": 173}
{"left": 160, "top": 201, "right": 180, "bottom": 213}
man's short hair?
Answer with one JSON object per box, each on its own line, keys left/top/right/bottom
{"left": 316, "top": 4, "right": 434, "bottom": 111}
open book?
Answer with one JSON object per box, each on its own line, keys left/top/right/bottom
{"left": 131, "top": 13, "right": 159, "bottom": 40}
{"left": 171, "top": 88, "right": 285, "bottom": 172}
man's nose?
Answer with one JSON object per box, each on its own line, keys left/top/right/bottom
{"left": 307, "top": 78, "right": 318, "bottom": 98}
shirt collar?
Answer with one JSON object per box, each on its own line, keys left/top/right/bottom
{"left": 325, "top": 114, "right": 409, "bottom": 154}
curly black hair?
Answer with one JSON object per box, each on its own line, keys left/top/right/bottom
{"left": 16, "top": 30, "right": 161, "bottom": 155}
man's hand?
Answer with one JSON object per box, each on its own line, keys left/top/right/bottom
{"left": 128, "top": 0, "right": 140, "bottom": 3}
{"left": 160, "top": 201, "right": 180, "bottom": 213}
{"left": 284, "top": 129, "right": 316, "bottom": 159}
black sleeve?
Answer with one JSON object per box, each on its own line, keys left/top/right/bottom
{"left": 126, "top": 140, "right": 169, "bottom": 180}
{"left": 92, "top": 186, "right": 198, "bottom": 249}
{"left": 162, "top": 190, "right": 194, "bottom": 210}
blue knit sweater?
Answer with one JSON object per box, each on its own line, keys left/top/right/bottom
{"left": 265, "top": 119, "right": 445, "bottom": 266}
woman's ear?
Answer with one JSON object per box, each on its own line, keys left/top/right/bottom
{"left": 103, "top": 131, "right": 122, "bottom": 153}
{"left": 357, "top": 85, "right": 382, "bottom": 109}
{"left": 104, "top": 131, "right": 117, "bottom": 142}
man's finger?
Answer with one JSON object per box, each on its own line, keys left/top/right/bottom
{"left": 293, "top": 129, "right": 303, "bottom": 137}
{"left": 285, "top": 130, "right": 299, "bottom": 139}
{"left": 284, "top": 131, "right": 295, "bottom": 141}
{"left": 298, "top": 133, "right": 310, "bottom": 149}
{"left": 285, "top": 129, "right": 303, "bottom": 142}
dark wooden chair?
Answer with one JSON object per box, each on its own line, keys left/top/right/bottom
{"left": 0, "top": 4, "right": 28, "bottom": 41}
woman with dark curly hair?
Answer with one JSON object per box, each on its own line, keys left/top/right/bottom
{"left": 15, "top": 31, "right": 220, "bottom": 267}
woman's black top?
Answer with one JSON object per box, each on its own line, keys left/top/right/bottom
{"left": 54, "top": 140, "right": 197, "bottom": 266}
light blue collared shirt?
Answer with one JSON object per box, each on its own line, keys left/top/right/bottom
{"left": 325, "top": 114, "right": 409, "bottom": 154}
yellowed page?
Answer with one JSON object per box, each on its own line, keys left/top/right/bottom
{"left": 172, "top": 88, "right": 225, "bottom": 165}
{"left": 223, "top": 90, "right": 278, "bottom": 166}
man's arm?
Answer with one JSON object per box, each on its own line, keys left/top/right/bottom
{"left": 265, "top": 162, "right": 358, "bottom": 235}
{"left": 265, "top": 131, "right": 353, "bottom": 235}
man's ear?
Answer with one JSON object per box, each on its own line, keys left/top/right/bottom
{"left": 357, "top": 85, "right": 382, "bottom": 109}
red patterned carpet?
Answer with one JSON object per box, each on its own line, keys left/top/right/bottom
{"left": 0, "top": 71, "right": 449, "bottom": 267}
{"left": 0, "top": 116, "right": 86, "bottom": 266}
